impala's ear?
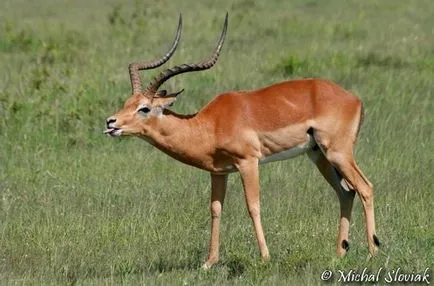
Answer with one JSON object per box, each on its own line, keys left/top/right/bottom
{"left": 153, "top": 89, "right": 184, "bottom": 109}
{"left": 152, "top": 96, "right": 178, "bottom": 109}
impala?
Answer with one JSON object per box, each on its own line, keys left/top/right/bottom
{"left": 104, "top": 13, "right": 380, "bottom": 269}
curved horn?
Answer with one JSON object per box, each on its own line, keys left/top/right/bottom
{"left": 145, "top": 12, "right": 228, "bottom": 94}
{"left": 129, "top": 14, "right": 183, "bottom": 95}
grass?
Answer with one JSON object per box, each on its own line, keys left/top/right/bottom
{"left": 0, "top": 0, "right": 433, "bottom": 285}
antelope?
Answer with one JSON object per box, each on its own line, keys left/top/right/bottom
{"left": 104, "top": 13, "right": 380, "bottom": 269}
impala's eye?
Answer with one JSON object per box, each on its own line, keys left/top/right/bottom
{"left": 138, "top": 106, "right": 151, "bottom": 114}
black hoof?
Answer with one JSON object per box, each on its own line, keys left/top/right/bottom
{"left": 373, "top": 235, "right": 380, "bottom": 246}
{"left": 342, "top": 240, "right": 350, "bottom": 251}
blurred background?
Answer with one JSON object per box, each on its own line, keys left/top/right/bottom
{"left": 0, "top": 0, "right": 432, "bottom": 284}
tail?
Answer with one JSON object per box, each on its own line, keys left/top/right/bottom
{"left": 355, "top": 102, "right": 365, "bottom": 140}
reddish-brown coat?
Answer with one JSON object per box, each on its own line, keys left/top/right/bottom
{"left": 106, "top": 77, "right": 377, "bottom": 268}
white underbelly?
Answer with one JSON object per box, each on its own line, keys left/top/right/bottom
{"left": 214, "top": 135, "right": 317, "bottom": 174}
{"left": 259, "top": 134, "right": 316, "bottom": 165}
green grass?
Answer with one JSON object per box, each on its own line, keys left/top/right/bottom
{"left": 1, "top": 0, "right": 433, "bottom": 285}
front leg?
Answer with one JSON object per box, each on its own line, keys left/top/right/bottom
{"left": 236, "top": 158, "right": 270, "bottom": 262}
{"left": 203, "top": 173, "right": 228, "bottom": 269}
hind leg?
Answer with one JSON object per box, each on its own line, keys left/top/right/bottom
{"left": 307, "top": 147, "right": 356, "bottom": 257}
{"left": 320, "top": 146, "right": 379, "bottom": 257}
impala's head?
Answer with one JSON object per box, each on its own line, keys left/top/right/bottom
{"left": 105, "top": 13, "right": 228, "bottom": 138}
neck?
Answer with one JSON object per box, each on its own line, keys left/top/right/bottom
{"left": 143, "top": 110, "right": 213, "bottom": 169}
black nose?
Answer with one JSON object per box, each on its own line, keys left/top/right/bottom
{"left": 106, "top": 117, "right": 117, "bottom": 128}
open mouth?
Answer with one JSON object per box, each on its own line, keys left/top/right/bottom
{"left": 104, "top": 128, "right": 122, "bottom": 137}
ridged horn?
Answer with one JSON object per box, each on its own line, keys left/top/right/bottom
{"left": 145, "top": 12, "right": 228, "bottom": 94}
{"left": 129, "top": 14, "right": 182, "bottom": 95}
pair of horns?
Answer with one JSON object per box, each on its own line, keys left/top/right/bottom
{"left": 128, "top": 13, "right": 228, "bottom": 97}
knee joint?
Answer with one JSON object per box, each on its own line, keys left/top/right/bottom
{"left": 210, "top": 202, "right": 222, "bottom": 218}
{"left": 248, "top": 207, "right": 260, "bottom": 218}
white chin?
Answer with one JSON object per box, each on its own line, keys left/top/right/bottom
{"left": 104, "top": 128, "right": 123, "bottom": 137}
{"left": 112, "top": 129, "right": 122, "bottom": 136}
